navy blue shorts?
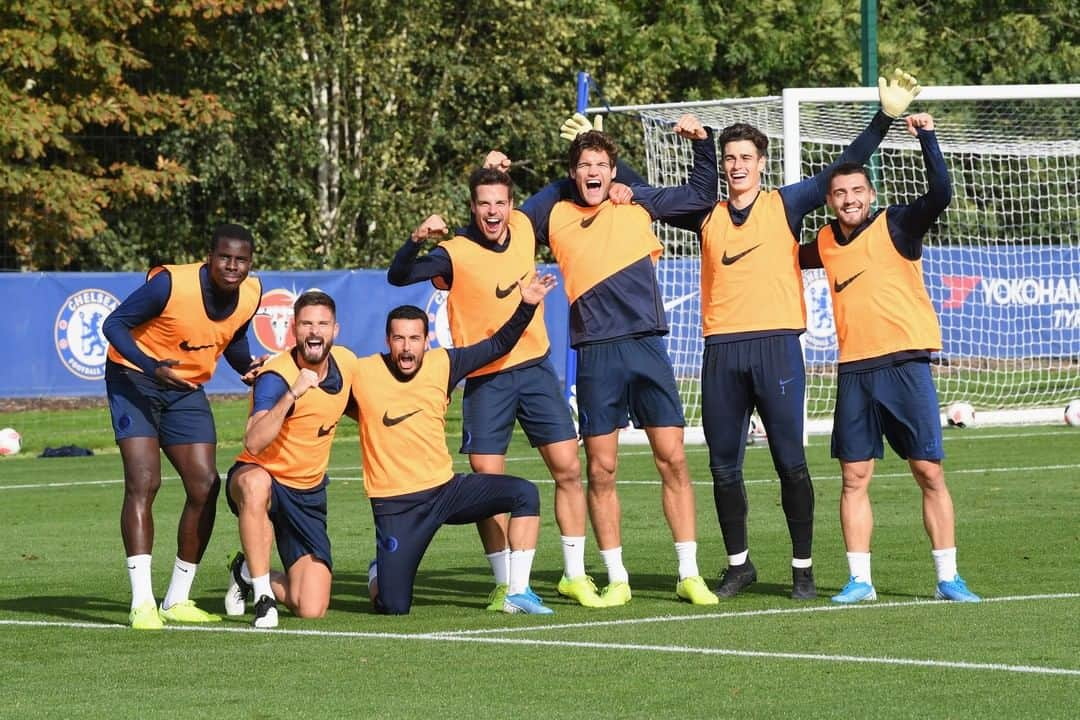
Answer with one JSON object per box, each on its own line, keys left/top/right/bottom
{"left": 105, "top": 360, "right": 216, "bottom": 446}
{"left": 370, "top": 472, "right": 540, "bottom": 614}
{"left": 575, "top": 335, "right": 685, "bottom": 437}
{"left": 701, "top": 334, "right": 807, "bottom": 473}
{"left": 226, "top": 463, "right": 332, "bottom": 571}
{"left": 831, "top": 360, "right": 944, "bottom": 462}
{"left": 460, "top": 359, "right": 577, "bottom": 453}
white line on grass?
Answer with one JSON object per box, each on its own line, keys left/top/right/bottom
{"left": 2, "top": 593, "right": 1077, "bottom": 677}
{"left": 432, "top": 592, "right": 1080, "bottom": 636}
{"left": 421, "top": 636, "right": 1080, "bottom": 677}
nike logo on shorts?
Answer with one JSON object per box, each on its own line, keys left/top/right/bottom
{"left": 834, "top": 270, "right": 866, "bottom": 293}
{"left": 721, "top": 244, "right": 762, "bottom": 265}
{"left": 382, "top": 409, "right": 421, "bottom": 427}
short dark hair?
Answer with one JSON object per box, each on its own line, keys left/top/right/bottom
{"left": 385, "top": 305, "right": 428, "bottom": 337}
{"left": 569, "top": 130, "right": 619, "bottom": 170}
{"left": 469, "top": 167, "right": 514, "bottom": 202}
{"left": 211, "top": 223, "right": 255, "bottom": 254}
{"left": 294, "top": 290, "right": 336, "bottom": 318}
{"left": 828, "top": 162, "right": 874, "bottom": 190}
{"left": 718, "top": 123, "right": 769, "bottom": 157}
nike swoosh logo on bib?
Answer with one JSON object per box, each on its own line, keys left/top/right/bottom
{"left": 834, "top": 270, "right": 866, "bottom": 293}
{"left": 720, "top": 244, "right": 762, "bottom": 265}
{"left": 494, "top": 281, "right": 518, "bottom": 299}
{"left": 179, "top": 340, "right": 214, "bottom": 352}
{"left": 382, "top": 409, "right": 421, "bottom": 427}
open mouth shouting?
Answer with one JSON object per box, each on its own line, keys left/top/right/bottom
{"left": 299, "top": 334, "right": 330, "bottom": 363}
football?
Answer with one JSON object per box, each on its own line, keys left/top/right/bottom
{"left": 747, "top": 414, "right": 767, "bottom": 444}
{"left": 0, "top": 427, "right": 21, "bottom": 456}
{"left": 1064, "top": 399, "right": 1080, "bottom": 427}
{"left": 945, "top": 402, "right": 976, "bottom": 428}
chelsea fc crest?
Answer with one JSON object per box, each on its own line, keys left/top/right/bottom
{"left": 55, "top": 289, "right": 119, "bottom": 380}
{"left": 802, "top": 272, "right": 837, "bottom": 352}
{"left": 424, "top": 289, "right": 454, "bottom": 349}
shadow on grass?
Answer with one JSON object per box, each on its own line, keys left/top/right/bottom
{"left": 331, "top": 566, "right": 495, "bottom": 614}
{"left": 0, "top": 594, "right": 130, "bottom": 624}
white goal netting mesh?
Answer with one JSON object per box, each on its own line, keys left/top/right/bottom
{"left": 628, "top": 92, "right": 1080, "bottom": 430}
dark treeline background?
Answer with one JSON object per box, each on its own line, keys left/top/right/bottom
{"left": 2, "top": 1, "right": 1076, "bottom": 271}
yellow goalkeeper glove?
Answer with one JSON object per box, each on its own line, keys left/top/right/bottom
{"left": 559, "top": 112, "right": 604, "bottom": 142}
{"left": 878, "top": 68, "right": 922, "bottom": 118}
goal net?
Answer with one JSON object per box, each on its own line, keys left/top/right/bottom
{"left": 591, "top": 84, "right": 1080, "bottom": 433}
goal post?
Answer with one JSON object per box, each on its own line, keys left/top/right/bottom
{"left": 581, "top": 82, "right": 1080, "bottom": 437}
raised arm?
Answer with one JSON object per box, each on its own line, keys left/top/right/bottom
{"left": 627, "top": 114, "right": 718, "bottom": 221}
{"left": 445, "top": 273, "right": 557, "bottom": 387}
{"left": 779, "top": 69, "right": 922, "bottom": 234}
{"left": 387, "top": 214, "right": 454, "bottom": 287}
{"left": 886, "top": 114, "right": 952, "bottom": 259}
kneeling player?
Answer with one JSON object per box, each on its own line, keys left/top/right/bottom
{"left": 225, "top": 291, "right": 357, "bottom": 627}
{"left": 360, "top": 274, "right": 558, "bottom": 614}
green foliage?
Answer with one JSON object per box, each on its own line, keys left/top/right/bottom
{"left": 1, "top": 1, "right": 1076, "bottom": 270}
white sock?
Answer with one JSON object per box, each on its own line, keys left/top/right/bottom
{"left": 561, "top": 536, "right": 587, "bottom": 579}
{"left": 507, "top": 549, "right": 536, "bottom": 596}
{"left": 599, "top": 547, "right": 629, "bottom": 584}
{"left": 847, "top": 552, "right": 872, "bottom": 585}
{"left": 674, "top": 540, "right": 700, "bottom": 580}
{"left": 728, "top": 549, "right": 749, "bottom": 567}
{"left": 126, "top": 554, "right": 154, "bottom": 610}
{"left": 162, "top": 557, "right": 197, "bottom": 609}
{"left": 486, "top": 549, "right": 510, "bottom": 586}
{"left": 792, "top": 557, "right": 813, "bottom": 569}
{"left": 252, "top": 573, "right": 273, "bottom": 601}
{"left": 932, "top": 547, "right": 958, "bottom": 583}
{"left": 367, "top": 560, "right": 378, "bottom": 596}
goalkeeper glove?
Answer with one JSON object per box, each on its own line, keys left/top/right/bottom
{"left": 559, "top": 112, "right": 604, "bottom": 142}
{"left": 878, "top": 68, "right": 922, "bottom": 118}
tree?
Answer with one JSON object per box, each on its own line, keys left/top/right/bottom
{"left": 0, "top": 0, "right": 283, "bottom": 270}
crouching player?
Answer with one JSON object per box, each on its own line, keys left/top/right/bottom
{"left": 360, "top": 273, "right": 559, "bottom": 614}
{"left": 225, "top": 291, "right": 357, "bottom": 627}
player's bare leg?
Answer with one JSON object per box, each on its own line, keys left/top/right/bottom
{"left": 833, "top": 459, "right": 877, "bottom": 603}
{"left": 644, "top": 425, "right": 695, "bottom": 542}
{"left": 839, "top": 459, "right": 875, "bottom": 552}
{"left": 538, "top": 439, "right": 587, "bottom": 538}
{"left": 541, "top": 438, "right": 603, "bottom": 607}
{"left": 583, "top": 430, "right": 630, "bottom": 605}
{"left": 646, "top": 425, "right": 717, "bottom": 604}
{"left": 910, "top": 458, "right": 977, "bottom": 601}
{"left": 470, "top": 453, "right": 511, "bottom": 609}
{"left": 157, "top": 442, "right": 221, "bottom": 621}
{"left": 229, "top": 465, "right": 274, "bottom": 577}
{"left": 583, "top": 431, "right": 621, "bottom": 550}
{"left": 228, "top": 464, "right": 279, "bottom": 626}
{"left": 119, "top": 437, "right": 163, "bottom": 557}
{"left": 165, "top": 443, "right": 221, "bottom": 564}
{"left": 909, "top": 459, "right": 956, "bottom": 549}
{"left": 119, "top": 436, "right": 164, "bottom": 626}
{"left": 277, "top": 555, "right": 331, "bottom": 618}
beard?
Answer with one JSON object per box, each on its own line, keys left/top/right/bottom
{"left": 299, "top": 338, "right": 332, "bottom": 365}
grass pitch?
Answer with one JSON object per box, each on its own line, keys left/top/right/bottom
{"left": 0, "top": 399, "right": 1077, "bottom": 718}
